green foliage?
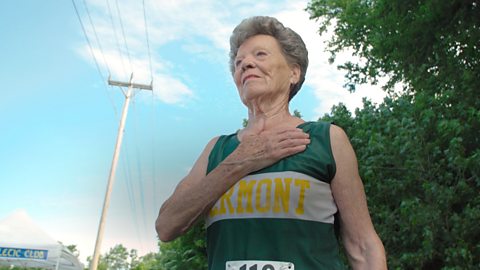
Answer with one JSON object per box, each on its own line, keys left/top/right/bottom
{"left": 87, "top": 244, "right": 142, "bottom": 270}
{"left": 293, "top": 109, "right": 303, "bottom": 118}
{"left": 307, "top": 0, "right": 480, "bottom": 96}
{"left": 66, "top": 244, "right": 80, "bottom": 258}
{"left": 242, "top": 118, "right": 248, "bottom": 128}
{"left": 310, "top": 1, "right": 479, "bottom": 268}
{"left": 157, "top": 223, "right": 207, "bottom": 270}
{"left": 321, "top": 94, "right": 480, "bottom": 269}
{"left": 131, "top": 252, "right": 162, "bottom": 270}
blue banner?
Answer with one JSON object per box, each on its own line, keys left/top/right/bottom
{"left": 0, "top": 247, "right": 48, "bottom": 260}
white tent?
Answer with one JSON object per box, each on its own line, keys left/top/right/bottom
{"left": 0, "top": 210, "right": 84, "bottom": 270}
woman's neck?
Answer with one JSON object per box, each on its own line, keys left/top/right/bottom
{"left": 240, "top": 96, "right": 304, "bottom": 137}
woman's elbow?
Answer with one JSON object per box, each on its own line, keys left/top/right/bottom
{"left": 155, "top": 216, "right": 179, "bottom": 242}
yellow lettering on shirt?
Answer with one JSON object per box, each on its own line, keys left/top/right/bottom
{"left": 209, "top": 176, "right": 314, "bottom": 218}
{"left": 255, "top": 178, "right": 272, "bottom": 213}
{"left": 237, "top": 179, "right": 256, "bottom": 214}
{"left": 273, "top": 178, "right": 292, "bottom": 213}
{"left": 295, "top": 179, "right": 311, "bottom": 215}
{"left": 209, "top": 186, "right": 235, "bottom": 217}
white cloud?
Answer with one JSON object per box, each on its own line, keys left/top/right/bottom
{"left": 77, "top": 0, "right": 387, "bottom": 113}
{"left": 77, "top": 0, "right": 289, "bottom": 104}
{"left": 77, "top": 0, "right": 201, "bottom": 103}
{"left": 152, "top": 74, "right": 194, "bottom": 104}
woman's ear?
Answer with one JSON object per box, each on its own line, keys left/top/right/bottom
{"left": 290, "top": 64, "right": 301, "bottom": 84}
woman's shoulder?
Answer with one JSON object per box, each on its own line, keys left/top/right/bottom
{"left": 300, "top": 120, "right": 331, "bottom": 127}
{"left": 300, "top": 120, "right": 332, "bottom": 135}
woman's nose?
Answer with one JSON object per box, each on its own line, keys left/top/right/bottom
{"left": 241, "top": 58, "right": 256, "bottom": 71}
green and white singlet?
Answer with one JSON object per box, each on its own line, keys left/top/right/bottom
{"left": 205, "top": 121, "right": 345, "bottom": 270}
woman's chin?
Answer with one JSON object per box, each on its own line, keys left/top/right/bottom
{"left": 239, "top": 87, "right": 271, "bottom": 100}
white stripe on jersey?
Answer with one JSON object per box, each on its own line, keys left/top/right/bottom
{"left": 206, "top": 171, "right": 337, "bottom": 227}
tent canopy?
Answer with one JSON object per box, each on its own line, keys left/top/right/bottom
{"left": 0, "top": 210, "right": 84, "bottom": 270}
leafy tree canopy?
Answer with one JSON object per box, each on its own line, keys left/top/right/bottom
{"left": 309, "top": 0, "right": 480, "bottom": 268}
{"left": 307, "top": 0, "right": 479, "bottom": 97}
{"left": 86, "top": 244, "right": 142, "bottom": 270}
{"left": 157, "top": 223, "right": 207, "bottom": 270}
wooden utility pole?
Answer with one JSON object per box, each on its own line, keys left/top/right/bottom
{"left": 90, "top": 74, "right": 152, "bottom": 270}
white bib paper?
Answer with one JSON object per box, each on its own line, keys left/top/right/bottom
{"left": 226, "top": 260, "right": 294, "bottom": 270}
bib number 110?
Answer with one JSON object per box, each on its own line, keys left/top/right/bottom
{"left": 239, "top": 264, "right": 274, "bottom": 270}
{"left": 226, "top": 260, "right": 294, "bottom": 270}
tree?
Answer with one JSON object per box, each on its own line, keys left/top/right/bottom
{"left": 157, "top": 223, "right": 207, "bottom": 270}
{"left": 309, "top": 0, "right": 480, "bottom": 268}
{"left": 131, "top": 252, "right": 162, "bottom": 270}
{"left": 66, "top": 244, "right": 80, "bottom": 258}
{"left": 307, "top": 0, "right": 479, "bottom": 95}
{"left": 87, "top": 244, "right": 141, "bottom": 270}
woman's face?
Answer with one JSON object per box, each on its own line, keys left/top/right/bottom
{"left": 233, "top": 35, "right": 299, "bottom": 105}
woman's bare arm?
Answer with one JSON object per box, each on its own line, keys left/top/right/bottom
{"left": 330, "top": 125, "right": 387, "bottom": 269}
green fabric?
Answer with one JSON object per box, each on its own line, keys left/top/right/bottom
{"left": 207, "top": 121, "right": 336, "bottom": 183}
{"left": 205, "top": 121, "right": 344, "bottom": 270}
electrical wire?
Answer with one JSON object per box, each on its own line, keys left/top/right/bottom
{"left": 82, "top": 0, "right": 111, "bottom": 76}
{"left": 131, "top": 96, "right": 149, "bottom": 237}
{"left": 121, "top": 129, "right": 145, "bottom": 251}
{"left": 115, "top": 0, "right": 133, "bottom": 72}
{"left": 72, "top": 0, "right": 105, "bottom": 81}
{"left": 143, "top": 0, "right": 158, "bottom": 216}
{"left": 71, "top": 0, "right": 118, "bottom": 117}
{"left": 106, "top": 0, "right": 128, "bottom": 79}
{"left": 151, "top": 90, "right": 158, "bottom": 210}
{"left": 142, "top": 0, "right": 154, "bottom": 81}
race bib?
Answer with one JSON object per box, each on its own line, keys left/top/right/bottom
{"left": 226, "top": 260, "right": 294, "bottom": 270}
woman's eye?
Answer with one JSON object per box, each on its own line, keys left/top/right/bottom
{"left": 256, "top": 51, "right": 267, "bottom": 57}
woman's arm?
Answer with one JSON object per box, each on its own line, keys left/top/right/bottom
{"left": 156, "top": 127, "right": 310, "bottom": 242}
{"left": 156, "top": 135, "right": 251, "bottom": 241}
{"left": 330, "top": 125, "right": 387, "bottom": 270}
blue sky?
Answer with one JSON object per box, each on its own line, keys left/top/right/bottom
{"left": 0, "top": 0, "right": 386, "bottom": 264}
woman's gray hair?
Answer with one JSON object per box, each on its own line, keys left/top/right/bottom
{"left": 229, "top": 16, "right": 309, "bottom": 100}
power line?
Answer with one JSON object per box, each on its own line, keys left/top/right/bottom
{"left": 72, "top": 0, "right": 105, "bottom": 80}
{"left": 82, "top": 0, "right": 111, "bottom": 76}
{"left": 131, "top": 98, "right": 150, "bottom": 236}
{"left": 142, "top": 0, "right": 154, "bottom": 81}
{"left": 115, "top": 0, "right": 133, "bottom": 72}
{"left": 121, "top": 133, "right": 145, "bottom": 251}
{"left": 106, "top": 0, "right": 128, "bottom": 79}
{"left": 143, "top": 0, "right": 157, "bottom": 214}
{"left": 71, "top": 0, "right": 118, "bottom": 116}
{"left": 151, "top": 91, "right": 158, "bottom": 210}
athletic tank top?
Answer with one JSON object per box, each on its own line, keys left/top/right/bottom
{"left": 205, "top": 121, "right": 344, "bottom": 270}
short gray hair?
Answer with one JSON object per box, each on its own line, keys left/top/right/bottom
{"left": 229, "top": 16, "right": 309, "bottom": 100}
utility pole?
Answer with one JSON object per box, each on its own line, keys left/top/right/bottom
{"left": 90, "top": 73, "right": 152, "bottom": 270}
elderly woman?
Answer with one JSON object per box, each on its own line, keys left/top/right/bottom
{"left": 156, "top": 16, "right": 386, "bottom": 270}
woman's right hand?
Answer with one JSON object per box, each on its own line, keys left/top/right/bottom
{"left": 225, "top": 127, "right": 310, "bottom": 173}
